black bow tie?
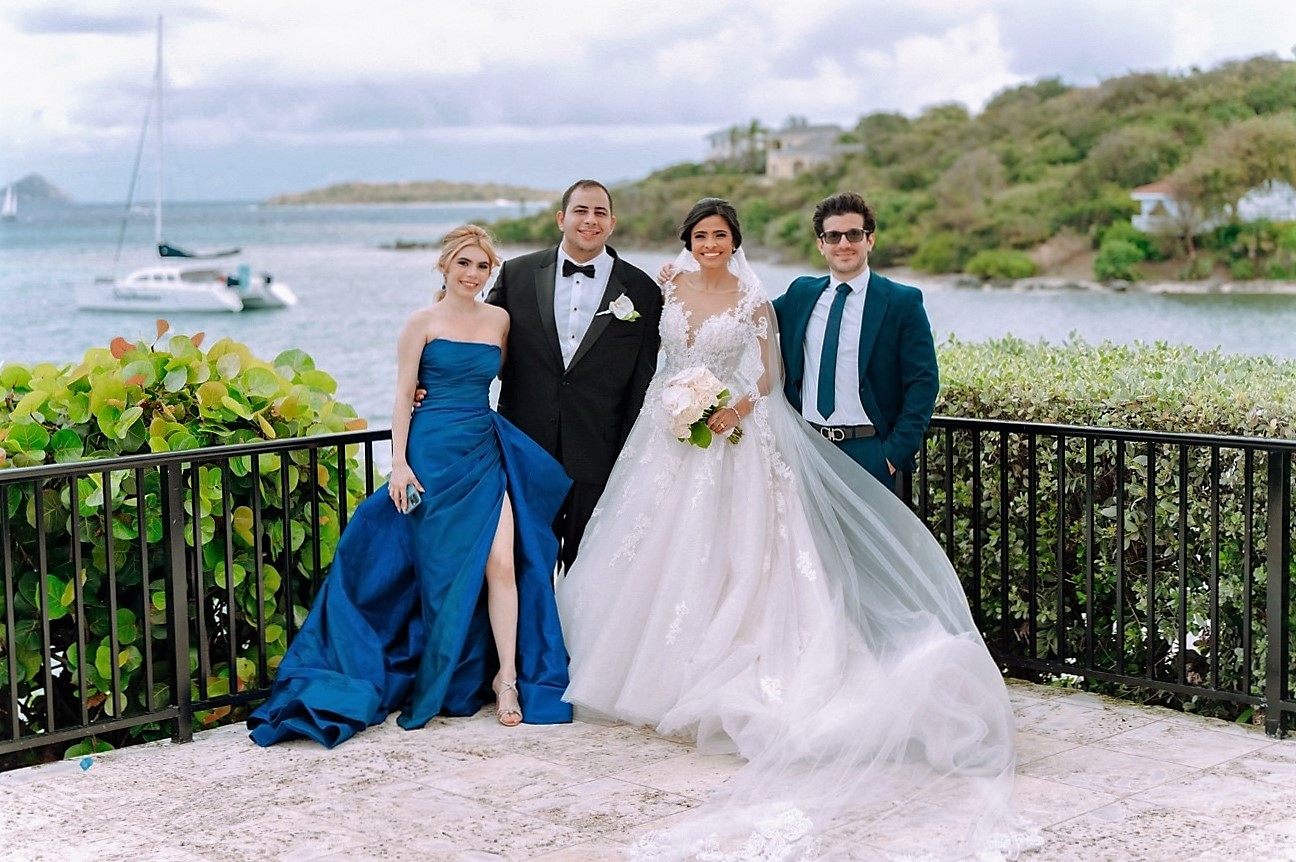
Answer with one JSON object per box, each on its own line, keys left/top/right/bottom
{"left": 562, "top": 260, "right": 596, "bottom": 279}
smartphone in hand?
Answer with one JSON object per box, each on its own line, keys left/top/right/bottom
{"left": 404, "top": 483, "right": 422, "bottom": 513}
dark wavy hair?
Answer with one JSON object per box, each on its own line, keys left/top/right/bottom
{"left": 812, "top": 191, "right": 876, "bottom": 238}
{"left": 678, "top": 198, "right": 743, "bottom": 250}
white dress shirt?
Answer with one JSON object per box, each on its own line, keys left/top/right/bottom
{"left": 554, "top": 248, "right": 612, "bottom": 367}
{"left": 800, "top": 269, "right": 874, "bottom": 426}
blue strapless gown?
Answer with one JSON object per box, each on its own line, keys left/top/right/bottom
{"left": 248, "top": 340, "right": 573, "bottom": 747}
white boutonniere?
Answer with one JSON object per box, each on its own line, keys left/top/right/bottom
{"left": 597, "top": 293, "right": 641, "bottom": 322}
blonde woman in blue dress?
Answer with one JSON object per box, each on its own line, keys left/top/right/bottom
{"left": 250, "top": 226, "right": 572, "bottom": 747}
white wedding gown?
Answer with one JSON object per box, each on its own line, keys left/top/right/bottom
{"left": 559, "top": 252, "right": 1035, "bottom": 861}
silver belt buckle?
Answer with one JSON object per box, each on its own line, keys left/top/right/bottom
{"left": 821, "top": 425, "right": 846, "bottom": 442}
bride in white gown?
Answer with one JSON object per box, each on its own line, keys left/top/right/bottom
{"left": 558, "top": 199, "right": 1034, "bottom": 861}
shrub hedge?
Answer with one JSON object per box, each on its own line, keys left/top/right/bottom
{"left": 932, "top": 335, "right": 1295, "bottom": 722}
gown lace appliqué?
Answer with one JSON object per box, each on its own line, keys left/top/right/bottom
{"left": 558, "top": 252, "right": 1040, "bottom": 861}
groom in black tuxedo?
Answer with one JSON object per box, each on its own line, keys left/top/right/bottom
{"left": 488, "top": 180, "right": 662, "bottom": 572}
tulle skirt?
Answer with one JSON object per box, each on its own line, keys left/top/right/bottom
{"left": 559, "top": 386, "right": 1033, "bottom": 860}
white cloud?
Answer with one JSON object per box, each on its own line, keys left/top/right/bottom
{"left": 2, "top": 0, "right": 1294, "bottom": 199}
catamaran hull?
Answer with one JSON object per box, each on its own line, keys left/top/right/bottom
{"left": 77, "top": 279, "right": 244, "bottom": 312}
{"left": 236, "top": 280, "right": 298, "bottom": 310}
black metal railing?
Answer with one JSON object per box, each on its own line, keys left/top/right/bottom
{"left": 0, "top": 430, "right": 389, "bottom": 764}
{"left": 2, "top": 417, "right": 1291, "bottom": 767}
{"left": 915, "top": 417, "right": 1294, "bottom": 738}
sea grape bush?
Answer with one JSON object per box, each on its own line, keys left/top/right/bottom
{"left": 0, "top": 322, "right": 370, "bottom": 762}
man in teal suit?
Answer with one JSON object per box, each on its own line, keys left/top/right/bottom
{"left": 772, "top": 191, "right": 939, "bottom": 491}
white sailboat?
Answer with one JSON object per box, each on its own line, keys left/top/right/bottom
{"left": 79, "top": 15, "right": 296, "bottom": 313}
{"left": 1, "top": 185, "right": 16, "bottom": 221}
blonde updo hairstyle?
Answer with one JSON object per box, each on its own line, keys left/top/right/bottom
{"left": 437, "top": 224, "right": 502, "bottom": 275}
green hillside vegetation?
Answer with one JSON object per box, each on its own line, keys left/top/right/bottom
{"left": 491, "top": 56, "right": 1296, "bottom": 281}
{"left": 266, "top": 180, "right": 560, "bottom": 206}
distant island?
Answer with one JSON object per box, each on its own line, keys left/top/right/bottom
{"left": 3, "top": 173, "right": 73, "bottom": 204}
{"left": 265, "top": 180, "right": 561, "bottom": 206}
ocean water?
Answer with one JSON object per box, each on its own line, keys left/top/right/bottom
{"left": 4, "top": 200, "right": 1296, "bottom": 427}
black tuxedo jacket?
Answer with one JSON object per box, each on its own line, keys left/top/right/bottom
{"left": 488, "top": 245, "right": 662, "bottom": 486}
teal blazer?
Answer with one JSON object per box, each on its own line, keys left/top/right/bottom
{"left": 772, "top": 272, "right": 939, "bottom": 473}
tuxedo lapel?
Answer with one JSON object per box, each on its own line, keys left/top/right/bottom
{"left": 533, "top": 255, "right": 562, "bottom": 367}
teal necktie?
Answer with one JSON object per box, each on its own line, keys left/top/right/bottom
{"left": 816, "top": 283, "right": 852, "bottom": 420}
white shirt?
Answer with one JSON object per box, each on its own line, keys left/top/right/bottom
{"left": 801, "top": 268, "right": 873, "bottom": 426}
{"left": 554, "top": 248, "right": 612, "bottom": 367}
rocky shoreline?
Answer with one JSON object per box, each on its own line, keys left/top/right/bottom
{"left": 889, "top": 267, "right": 1296, "bottom": 295}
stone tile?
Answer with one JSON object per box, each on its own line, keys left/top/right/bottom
{"left": 529, "top": 837, "right": 635, "bottom": 861}
{"left": 309, "top": 844, "right": 456, "bottom": 862}
{"left": 1094, "top": 717, "right": 1274, "bottom": 768}
{"left": 612, "top": 750, "right": 744, "bottom": 800}
{"left": 1130, "top": 765, "right": 1296, "bottom": 826}
{"left": 0, "top": 832, "right": 218, "bottom": 862}
{"left": 1169, "top": 708, "right": 1277, "bottom": 739}
{"left": 1, "top": 759, "right": 212, "bottom": 815}
{"left": 1017, "top": 744, "right": 1198, "bottom": 796}
{"left": 1214, "top": 742, "right": 1296, "bottom": 787}
{"left": 512, "top": 776, "right": 697, "bottom": 835}
{"left": 1041, "top": 797, "right": 1249, "bottom": 862}
{"left": 823, "top": 799, "right": 1010, "bottom": 860}
{"left": 1013, "top": 729, "right": 1079, "bottom": 765}
{"left": 1012, "top": 698, "right": 1162, "bottom": 745}
{"left": 508, "top": 722, "right": 690, "bottom": 776}
{"left": 0, "top": 785, "right": 80, "bottom": 830}
{"left": 418, "top": 752, "right": 599, "bottom": 802}
{"left": 173, "top": 808, "right": 372, "bottom": 862}
{"left": 1183, "top": 826, "right": 1296, "bottom": 862}
{"left": 301, "top": 783, "right": 583, "bottom": 859}
{"left": 1008, "top": 773, "right": 1117, "bottom": 828}
{"left": 1, "top": 682, "right": 1290, "bottom": 862}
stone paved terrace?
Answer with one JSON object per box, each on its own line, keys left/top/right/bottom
{"left": 2, "top": 680, "right": 1294, "bottom": 862}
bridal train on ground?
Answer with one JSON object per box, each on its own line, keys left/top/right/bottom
{"left": 558, "top": 250, "right": 1035, "bottom": 860}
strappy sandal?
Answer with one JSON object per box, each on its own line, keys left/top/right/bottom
{"left": 493, "top": 678, "right": 522, "bottom": 727}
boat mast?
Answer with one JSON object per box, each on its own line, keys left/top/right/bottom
{"left": 154, "top": 14, "right": 164, "bottom": 248}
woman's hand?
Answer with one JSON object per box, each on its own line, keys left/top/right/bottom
{"left": 389, "top": 463, "right": 423, "bottom": 513}
{"left": 707, "top": 405, "right": 741, "bottom": 437}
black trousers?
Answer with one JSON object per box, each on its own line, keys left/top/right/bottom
{"left": 554, "top": 479, "right": 605, "bottom": 576}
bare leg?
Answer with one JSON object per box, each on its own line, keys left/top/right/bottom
{"left": 487, "top": 491, "right": 521, "bottom": 726}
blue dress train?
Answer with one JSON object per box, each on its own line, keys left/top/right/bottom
{"left": 248, "top": 339, "right": 573, "bottom": 748}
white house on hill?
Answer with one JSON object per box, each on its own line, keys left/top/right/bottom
{"left": 765, "top": 124, "right": 863, "bottom": 180}
{"left": 1131, "top": 179, "right": 1296, "bottom": 233}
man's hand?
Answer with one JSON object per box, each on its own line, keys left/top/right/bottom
{"left": 887, "top": 459, "right": 896, "bottom": 475}
{"left": 412, "top": 387, "right": 427, "bottom": 409}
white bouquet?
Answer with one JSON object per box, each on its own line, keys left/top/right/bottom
{"left": 660, "top": 366, "right": 742, "bottom": 448}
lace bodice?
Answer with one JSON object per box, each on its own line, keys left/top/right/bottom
{"left": 659, "top": 280, "right": 771, "bottom": 398}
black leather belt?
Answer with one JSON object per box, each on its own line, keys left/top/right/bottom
{"left": 810, "top": 423, "right": 876, "bottom": 442}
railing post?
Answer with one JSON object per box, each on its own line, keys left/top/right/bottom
{"left": 160, "top": 464, "right": 193, "bottom": 744}
{"left": 1265, "top": 449, "right": 1291, "bottom": 738}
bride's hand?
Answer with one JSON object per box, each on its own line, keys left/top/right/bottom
{"left": 707, "top": 405, "right": 741, "bottom": 436}
{"left": 657, "top": 263, "right": 677, "bottom": 285}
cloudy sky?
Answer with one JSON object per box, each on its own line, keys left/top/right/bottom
{"left": 2, "top": 1, "right": 1294, "bottom": 202}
